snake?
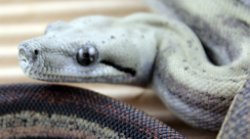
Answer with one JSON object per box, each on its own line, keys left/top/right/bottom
{"left": 1, "top": 0, "right": 250, "bottom": 138}
{"left": 0, "top": 84, "right": 184, "bottom": 139}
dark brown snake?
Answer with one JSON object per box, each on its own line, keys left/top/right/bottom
{"left": 0, "top": 84, "right": 185, "bottom": 139}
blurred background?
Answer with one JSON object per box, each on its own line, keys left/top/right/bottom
{"left": 0, "top": 0, "right": 216, "bottom": 138}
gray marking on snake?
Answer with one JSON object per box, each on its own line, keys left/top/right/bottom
{"left": 156, "top": 67, "right": 233, "bottom": 114}
{"left": 218, "top": 78, "right": 250, "bottom": 139}
{"left": 157, "top": 0, "right": 241, "bottom": 65}
{"left": 234, "top": 0, "right": 250, "bottom": 7}
{"left": 153, "top": 72, "right": 225, "bottom": 130}
{"left": 223, "top": 17, "right": 250, "bottom": 36}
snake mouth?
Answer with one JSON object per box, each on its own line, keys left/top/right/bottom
{"left": 100, "top": 60, "right": 136, "bottom": 77}
{"left": 22, "top": 65, "right": 134, "bottom": 83}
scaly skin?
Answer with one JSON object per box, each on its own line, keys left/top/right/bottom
{"left": 146, "top": 0, "right": 250, "bottom": 138}
{"left": 18, "top": 1, "right": 250, "bottom": 138}
{"left": 0, "top": 84, "right": 184, "bottom": 138}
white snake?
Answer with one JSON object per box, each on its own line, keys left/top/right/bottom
{"left": 18, "top": 0, "right": 250, "bottom": 138}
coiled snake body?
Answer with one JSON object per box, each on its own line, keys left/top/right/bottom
{"left": 0, "top": 84, "right": 183, "bottom": 138}
{"left": 2, "top": 0, "right": 250, "bottom": 138}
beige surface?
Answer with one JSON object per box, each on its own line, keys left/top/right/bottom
{"left": 0, "top": 0, "right": 217, "bottom": 138}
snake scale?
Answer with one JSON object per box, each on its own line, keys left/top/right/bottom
{"left": 1, "top": 0, "right": 250, "bottom": 138}
{"left": 0, "top": 84, "right": 183, "bottom": 139}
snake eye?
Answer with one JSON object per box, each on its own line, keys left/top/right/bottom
{"left": 76, "top": 44, "right": 98, "bottom": 66}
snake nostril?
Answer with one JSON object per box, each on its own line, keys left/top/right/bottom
{"left": 34, "top": 49, "right": 39, "bottom": 55}
{"left": 18, "top": 45, "right": 34, "bottom": 62}
{"left": 18, "top": 43, "right": 40, "bottom": 63}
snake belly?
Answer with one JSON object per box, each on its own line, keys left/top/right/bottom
{"left": 0, "top": 84, "right": 184, "bottom": 139}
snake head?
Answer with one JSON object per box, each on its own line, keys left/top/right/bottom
{"left": 18, "top": 15, "right": 157, "bottom": 85}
